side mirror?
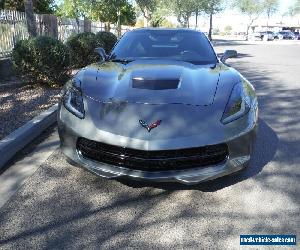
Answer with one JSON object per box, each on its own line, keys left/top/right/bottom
{"left": 94, "top": 47, "right": 107, "bottom": 61}
{"left": 220, "top": 50, "right": 238, "bottom": 64}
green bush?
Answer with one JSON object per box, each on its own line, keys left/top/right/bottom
{"left": 212, "top": 28, "right": 220, "bottom": 36}
{"left": 66, "top": 32, "right": 102, "bottom": 68}
{"left": 12, "top": 36, "right": 70, "bottom": 85}
{"left": 95, "top": 31, "right": 117, "bottom": 54}
{"left": 66, "top": 31, "right": 117, "bottom": 68}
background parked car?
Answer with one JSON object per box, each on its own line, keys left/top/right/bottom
{"left": 248, "top": 31, "right": 274, "bottom": 41}
{"left": 293, "top": 31, "right": 300, "bottom": 40}
{"left": 261, "top": 31, "right": 275, "bottom": 41}
{"left": 274, "top": 31, "right": 297, "bottom": 40}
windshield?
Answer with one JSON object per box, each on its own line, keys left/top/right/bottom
{"left": 109, "top": 30, "right": 218, "bottom": 65}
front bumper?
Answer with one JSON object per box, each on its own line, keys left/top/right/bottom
{"left": 58, "top": 103, "right": 257, "bottom": 184}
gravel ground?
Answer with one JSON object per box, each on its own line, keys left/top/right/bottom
{"left": 0, "top": 84, "right": 60, "bottom": 140}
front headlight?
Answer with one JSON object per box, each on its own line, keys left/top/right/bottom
{"left": 221, "top": 82, "right": 251, "bottom": 124}
{"left": 63, "top": 86, "right": 85, "bottom": 119}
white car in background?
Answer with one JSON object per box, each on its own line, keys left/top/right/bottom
{"left": 261, "top": 31, "right": 275, "bottom": 41}
{"left": 248, "top": 31, "right": 274, "bottom": 41}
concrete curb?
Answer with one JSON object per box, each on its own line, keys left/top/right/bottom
{"left": 0, "top": 104, "right": 58, "bottom": 170}
{"left": 0, "top": 81, "right": 30, "bottom": 90}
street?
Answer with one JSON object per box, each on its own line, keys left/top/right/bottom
{"left": 0, "top": 41, "right": 299, "bottom": 249}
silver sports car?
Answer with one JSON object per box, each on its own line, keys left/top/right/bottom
{"left": 58, "top": 28, "right": 258, "bottom": 184}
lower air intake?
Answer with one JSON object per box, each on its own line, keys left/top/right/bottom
{"left": 77, "top": 138, "right": 228, "bottom": 172}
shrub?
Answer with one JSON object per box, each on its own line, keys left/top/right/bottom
{"left": 66, "top": 31, "right": 117, "bottom": 68}
{"left": 12, "top": 36, "right": 70, "bottom": 85}
{"left": 95, "top": 31, "right": 117, "bottom": 54}
{"left": 212, "top": 28, "right": 220, "bottom": 36}
{"left": 66, "top": 32, "right": 102, "bottom": 68}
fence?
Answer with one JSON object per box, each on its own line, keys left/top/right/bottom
{"left": 0, "top": 10, "right": 28, "bottom": 58}
{"left": 0, "top": 9, "right": 132, "bottom": 58}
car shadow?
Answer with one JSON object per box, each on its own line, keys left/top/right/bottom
{"left": 212, "top": 40, "right": 251, "bottom": 47}
{"left": 217, "top": 52, "right": 253, "bottom": 59}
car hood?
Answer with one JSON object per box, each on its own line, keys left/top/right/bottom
{"left": 79, "top": 60, "right": 222, "bottom": 106}
{"left": 69, "top": 60, "right": 243, "bottom": 140}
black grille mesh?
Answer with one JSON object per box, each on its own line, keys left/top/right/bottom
{"left": 77, "top": 138, "right": 228, "bottom": 172}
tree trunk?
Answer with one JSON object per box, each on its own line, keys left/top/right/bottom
{"left": 75, "top": 17, "right": 80, "bottom": 33}
{"left": 246, "top": 25, "right": 250, "bottom": 39}
{"left": 0, "top": 0, "right": 5, "bottom": 9}
{"left": 117, "top": 6, "right": 121, "bottom": 37}
{"left": 195, "top": 9, "right": 198, "bottom": 29}
{"left": 246, "top": 14, "right": 260, "bottom": 40}
{"left": 84, "top": 17, "right": 91, "bottom": 32}
{"left": 208, "top": 12, "right": 213, "bottom": 41}
{"left": 144, "top": 7, "right": 150, "bottom": 27}
{"left": 104, "top": 22, "right": 110, "bottom": 32}
{"left": 24, "top": 0, "right": 37, "bottom": 37}
{"left": 246, "top": 17, "right": 257, "bottom": 39}
{"left": 183, "top": 13, "right": 190, "bottom": 28}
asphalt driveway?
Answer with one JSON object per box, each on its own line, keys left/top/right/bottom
{"left": 0, "top": 41, "right": 299, "bottom": 250}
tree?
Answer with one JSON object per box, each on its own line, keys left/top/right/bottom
{"left": 224, "top": 25, "right": 232, "bottom": 34}
{"left": 149, "top": 1, "right": 170, "bottom": 27}
{"left": 168, "top": 0, "right": 198, "bottom": 28}
{"left": 90, "top": 0, "right": 136, "bottom": 30}
{"left": 56, "top": 0, "right": 88, "bottom": 33}
{"left": 234, "top": 0, "right": 264, "bottom": 38}
{"left": 56, "top": 0, "right": 136, "bottom": 33}
{"left": 264, "top": 0, "right": 278, "bottom": 27}
{"left": 164, "top": 0, "right": 211, "bottom": 29}
{"left": 2, "top": 0, "right": 55, "bottom": 14}
{"left": 287, "top": 6, "right": 296, "bottom": 17}
{"left": 160, "top": 19, "right": 176, "bottom": 28}
{"left": 58, "top": 0, "right": 87, "bottom": 17}
{"left": 135, "top": 0, "right": 158, "bottom": 27}
{"left": 204, "top": 0, "right": 224, "bottom": 40}
{"left": 120, "top": 2, "right": 136, "bottom": 26}
{"left": 194, "top": 0, "right": 208, "bottom": 29}
{"left": 287, "top": 0, "right": 300, "bottom": 16}
{"left": 295, "top": 0, "right": 300, "bottom": 14}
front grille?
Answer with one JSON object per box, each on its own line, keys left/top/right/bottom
{"left": 77, "top": 138, "right": 228, "bottom": 172}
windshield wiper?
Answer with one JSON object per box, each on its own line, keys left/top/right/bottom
{"left": 109, "top": 58, "right": 134, "bottom": 64}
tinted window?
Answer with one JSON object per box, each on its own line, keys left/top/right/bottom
{"left": 110, "top": 30, "right": 217, "bottom": 64}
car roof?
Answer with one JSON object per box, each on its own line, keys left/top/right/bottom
{"left": 129, "top": 28, "right": 203, "bottom": 34}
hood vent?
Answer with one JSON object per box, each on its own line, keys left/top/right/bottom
{"left": 132, "top": 78, "right": 180, "bottom": 90}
